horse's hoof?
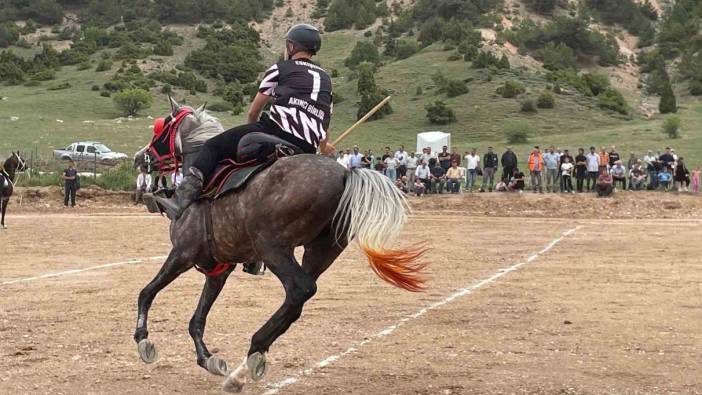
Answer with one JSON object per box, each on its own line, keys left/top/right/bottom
{"left": 221, "top": 378, "right": 245, "bottom": 394}
{"left": 206, "top": 355, "right": 229, "bottom": 376}
{"left": 137, "top": 339, "right": 159, "bottom": 364}
{"left": 246, "top": 352, "right": 267, "bottom": 382}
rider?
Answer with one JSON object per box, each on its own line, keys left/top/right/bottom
{"left": 163, "top": 24, "right": 335, "bottom": 219}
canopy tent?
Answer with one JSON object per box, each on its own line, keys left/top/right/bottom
{"left": 416, "top": 131, "right": 450, "bottom": 154}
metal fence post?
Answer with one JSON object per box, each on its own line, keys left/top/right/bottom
{"left": 94, "top": 152, "right": 97, "bottom": 179}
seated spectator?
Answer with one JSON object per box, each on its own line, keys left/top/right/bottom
{"left": 610, "top": 160, "right": 627, "bottom": 190}
{"left": 415, "top": 161, "right": 431, "bottom": 193}
{"left": 508, "top": 169, "right": 525, "bottom": 192}
{"left": 445, "top": 161, "right": 462, "bottom": 193}
{"left": 495, "top": 178, "right": 508, "bottom": 192}
{"left": 430, "top": 162, "right": 446, "bottom": 194}
{"left": 658, "top": 167, "right": 672, "bottom": 191}
{"left": 629, "top": 163, "right": 647, "bottom": 190}
{"left": 596, "top": 169, "right": 613, "bottom": 197}
{"left": 395, "top": 176, "right": 408, "bottom": 194}
{"left": 414, "top": 178, "right": 425, "bottom": 197}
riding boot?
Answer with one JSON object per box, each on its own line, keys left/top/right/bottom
{"left": 157, "top": 167, "right": 204, "bottom": 220}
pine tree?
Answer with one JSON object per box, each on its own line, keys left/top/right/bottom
{"left": 659, "top": 79, "right": 677, "bottom": 114}
{"left": 356, "top": 62, "right": 392, "bottom": 121}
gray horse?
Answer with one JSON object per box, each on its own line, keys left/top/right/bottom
{"left": 133, "top": 98, "right": 427, "bottom": 393}
{"left": 1, "top": 152, "right": 27, "bottom": 229}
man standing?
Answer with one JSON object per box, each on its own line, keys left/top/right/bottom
{"left": 63, "top": 160, "right": 78, "bottom": 208}
{"left": 574, "top": 148, "right": 587, "bottom": 193}
{"left": 627, "top": 152, "right": 638, "bottom": 171}
{"left": 643, "top": 150, "right": 657, "bottom": 188}
{"left": 528, "top": 146, "right": 544, "bottom": 193}
{"left": 349, "top": 145, "right": 363, "bottom": 170}
{"left": 406, "top": 152, "right": 419, "bottom": 192}
{"left": 559, "top": 149, "right": 574, "bottom": 192}
{"left": 598, "top": 146, "right": 609, "bottom": 173}
{"left": 501, "top": 147, "right": 518, "bottom": 182}
{"left": 395, "top": 145, "right": 408, "bottom": 178}
{"left": 136, "top": 166, "right": 152, "bottom": 205}
{"left": 482, "top": 146, "right": 498, "bottom": 192}
{"left": 450, "top": 149, "right": 461, "bottom": 169}
{"left": 586, "top": 146, "right": 600, "bottom": 191}
{"left": 336, "top": 150, "right": 350, "bottom": 169}
{"left": 658, "top": 147, "right": 675, "bottom": 171}
{"left": 608, "top": 145, "right": 620, "bottom": 168}
{"left": 438, "top": 146, "right": 451, "bottom": 173}
{"left": 464, "top": 148, "right": 480, "bottom": 192}
{"left": 543, "top": 146, "right": 560, "bottom": 193}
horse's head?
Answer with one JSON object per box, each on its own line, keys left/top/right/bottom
{"left": 5, "top": 151, "right": 27, "bottom": 173}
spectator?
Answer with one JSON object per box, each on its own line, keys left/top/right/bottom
{"left": 464, "top": 148, "right": 481, "bottom": 192}
{"left": 406, "top": 152, "right": 419, "bottom": 191}
{"left": 421, "top": 147, "right": 436, "bottom": 164}
{"left": 384, "top": 153, "right": 399, "bottom": 181}
{"left": 610, "top": 160, "right": 627, "bottom": 190}
{"left": 627, "top": 152, "right": 638, "bottom": 171}
{"left": 574, "top": 148, "right": 588, "bottom": 193}
{"left": 171, "top": 168, "right": 183, "bottom": 187}
{"left": 495, "top": 177, "right": 508, "bottom": 192}
{"left": 598, "top": 146, "right": 609, "bottom": 173}
{"left": 153, "top": 171, "right": 168, "bottom": 191}
{"left": 643, "top": 150, "right": 657, "bottom": 187}
{"left": 336, "top": 150, "right": 350, "bottom": 169}
{"left": 586, "top": 146, "right": 600, "bottom": 191}
{"left": 629, "top": 162, "right": 647, "bottom": 190}
{"left": 413, "top": 178, "right": 426, "bottom": 197}
{"left": 482, "top": 146, "right": 499, "bottom": 192}
{"left": 528, "top": 146, "right": 544, "bottom": 194}
{"left": 658, "top": 167, "right": 672, "bottom": 191}
{"left": 560, "top": 156, "right": 574, "bottom": 193}
{"left": 395, "top": 176, "right": 408, "bottom": 194}
{"left": 560, "top": 149, "right": 574, "bottom": 192}
{"left": 501, "top": 147, "right": 518, "bottom": 182}
{"left": 446, "top": 161, "right": 462, "bottom": 193}
{"left": 543, "top": 146, "right": 560, "bottom": 193}
{"left": 349, "top": 146, "right": 363, "bottom": 169}
{"left": 63, "top": 160, "right": 78, "bottom": 208}
{"left": 361, "top": 150, "right": 373, "bottom": 168}
{"left": 429, "top": 161, "right": 446, "bottom": 193}
{"left": 659, "top": 147, "right": 675, "bottom": 170}
{"left": 438, "top": 146, "right": 451, "bottom": 172}
{"left": 596, "top": 168, "right": 613, "bottom": 197}
{"left": 508, "top": 168, "right": 525, "bottom": 192}
{"left": 136, "top": 166, "right": 152, "bottom": 205}
{"left": 374, "top": 157, "right": 385, "bottom": 173}
{"left": 450, "top": 149, "right": 462, "bottom": 169}
{"left": 674, "top": 157, "right": 689, "bottom": 192}
{"left": 395, "top": 145, "right": 408, "bottom": 178}
{"left": 608, "top": 145, "right": 620, "bottom": 168}
{"left": 691, "top": 166, "right": 700, "bottom": 194}
{"left": 415, "top": 161, "right": 431, "bottom": 192}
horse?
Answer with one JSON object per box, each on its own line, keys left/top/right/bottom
{"left": 1, "top": 152, "right": 27, "bottom": 229}
{"left": 132, "top": 97, "right": 428, "bottom": 393}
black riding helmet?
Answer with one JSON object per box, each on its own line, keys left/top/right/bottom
{"left": 285, "top": 24, "right": 322, "bottom": 55}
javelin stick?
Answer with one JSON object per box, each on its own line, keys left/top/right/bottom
{"left": 332, "top": 96, "right": 392, "bottom": 146}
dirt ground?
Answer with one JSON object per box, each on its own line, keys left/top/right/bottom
{"left": 1, "top": 192, "right": 701, "bottom": 394}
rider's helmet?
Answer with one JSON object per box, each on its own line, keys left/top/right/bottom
{"left": 285, "top": 24, "right": 322, "bottom": 58}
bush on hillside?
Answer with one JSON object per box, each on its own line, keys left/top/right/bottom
{"left": 525, "top": 0, "right": 559, "bottom": 14}
{"left": 344, "top": 40, "right": 380, "bottom": 69}
{"left": 503, "top": 120, "right": 532, "bottom": 144}
{"left": 446, "top": 81, "right": 469, "bottom": 98}
{"left": 113, "top": 88, "right": 153, "bottom": 116}
{"left": 520, "top": 99, "right": 538, "bottom": 113}
{"left": 537, "top": 91, "right": 555, "bottom": 108}
{"left": 356, "top": 62, "right": 392, "bottom": 121}
{"left": 496, "top": 80, "right": 526, "bottom": 98}
{"left": 582, "top": 73, "right": 610, "bottom": 96}
{"left": 659, "top": 79, "right": 677, "bottom": 114}
{"left": 207, "top": 102, "right": 232, "bottom": 112}
{"left": 472, "top": 50, "right": 500, "bottom": 69}
{"left": 324, "top": 0, "right": 383, "bottom": 31}
{"left": 47, "top": 82, "right": 71, "bottom": 90}
{"left": 425, "top": 101, "right": 456, "bottom": 124}
{"left": 690, "top": 80, "right": 702, "bottom": 96}
{"left": 96, "top": 60, "right": 112, "bottom": 72}
{"left": 662, "top": 115, "right": 681, "bottom": 139}
{"left": 0, "top": 23, "right": 19, "bottom": 48}
{"left": 395, "top": 40, "right": 419, "bottom": 60}
{"left": 598, "top": 88, "right": 628, "bottom": 115}
{"left": 540, "top": 42, "right": 577, "bottom": 71}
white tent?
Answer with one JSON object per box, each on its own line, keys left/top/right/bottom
{"left": 417, "top": 131, "right": 450, "bottom": 154}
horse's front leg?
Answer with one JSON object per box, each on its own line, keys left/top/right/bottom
{"left": 1, "top": 198, "right": 7, "bottom": 229}
{"left": 134, "top": 249, "right": 194, "bottom": 363}
{"left": 189, "top": 265, "right": 236, "bottom": 376}
{"left": 222, "top": 250, "right": 316, "bottom": 393}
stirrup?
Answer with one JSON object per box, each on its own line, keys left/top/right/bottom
{"left": 243, "top": 261, "right": 265, "bottom": 275}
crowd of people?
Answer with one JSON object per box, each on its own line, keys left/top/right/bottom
{"left": 335, "top": 144, "right": 701, "bottom": 198}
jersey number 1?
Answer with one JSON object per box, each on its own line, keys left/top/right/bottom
{"left": 308, "top": 70, "right": 320, "bottom": 101}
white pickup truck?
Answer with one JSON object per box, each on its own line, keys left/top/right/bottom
{"left": 53, "top": 141, "right": 128, "bottom": 165}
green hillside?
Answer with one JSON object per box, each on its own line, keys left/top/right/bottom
{"left": 1, "top": 0, "right": 701, "bottom": 171}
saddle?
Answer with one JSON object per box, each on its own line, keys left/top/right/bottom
{"left": 201, "top": 132, "right": 303, "bottom": 199}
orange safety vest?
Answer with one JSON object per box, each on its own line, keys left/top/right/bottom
{"left": 528, "top": 152, "right": 543, "bottom": 171}
{"left": 598, "top": 152, "right": 609, "bottom": 166}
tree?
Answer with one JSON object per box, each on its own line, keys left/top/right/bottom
{"left": 113, "top": 88, "right": 153, "bottom": 116}
{"left": 662, "top": 115, "right": 681, "bottom": 139}
{"left": 659, "top": 79, "right": 677, "bottom": 114}
{"left": 356, "top": 62, "right": 392, "bottom": 121}
{"left": 425, "top": 101, "right": 456, "bottom": 124}
{"left": 344, "top": 41, "right": 380, "bottom": 69}
{"left": 541, "top": 42, "right": 576, "bottom": 71}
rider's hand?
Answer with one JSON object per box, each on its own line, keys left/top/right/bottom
{"left": 320, "top": 141, "right": 336, "bottom": 156}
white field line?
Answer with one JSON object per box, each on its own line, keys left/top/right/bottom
{"left": 1, "top": 255, "right": 168, "bottom": 286}
{"left": 263, "top": 226, "right": 582, "bottom": 395}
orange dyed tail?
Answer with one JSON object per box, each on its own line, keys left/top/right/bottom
{"left": 362, "top": 244, "right": 429, "bottom": 292}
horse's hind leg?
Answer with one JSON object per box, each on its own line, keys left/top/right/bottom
{"left": 134, "top": 249, "right": 194, "bottom": 363}
{"left": 301, "top": 226, "right": 347, "bottom": 280}
{"left": 1, "top": 198, "right": 7, "bottom": 229}
{"left": 189, "top": 265, "right": 235, "bottom": 376}
{"left": 222, "top": 249, "right": 316, "bottom": 393}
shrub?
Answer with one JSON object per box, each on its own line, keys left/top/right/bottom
{"left": 31, "top": 69, "right": 55, "bottom": 81}
{"left": 690, "top": 80, "right": 702, "bottom": 96}
{"left": 331, "top": 68, "right": 339, "bottom": 78}
{"left": 662, "top": 115, "right": 681, "bottom": 139}
{"left": 537, "top": 91, "right": 555, "bottom": 108}
{"left": 540, "top": 42, "right": 577, "bottom": 71}
{"left": 553, "top": 84, "right": 562, "bottom": 94}
{"left": 96, "top": 60, "right": 112, "bottom": 72}
{"left": 496, "top": 80, "right": 526, "bottom": 98}
{"left": 77, "top": 62, "right": 92, "bottom": 71}
{"left": 416, "top": 86, "right": 423, "bottom": 96}
{"left": 425, "top": 101, "right": 456, "bottom": 124}
{"left": 520, "top": 99, "right": 538, "bottom": 113}
{"left": 113, "top": 88, "right": 153, "bottom": 116}
{"left": 503, "top": 120, "right": 532, "bottom": 144}
{"left": 161, "top": 84, "right": 172, "bottom": 94}
{"left": 100, "top": 91, "right": 111, "bottom": 97}
{"left": 659, "top": 79, "right": 677, "bottom": 114}
{"left": 344, "top": 40, "right": 380, "bottom": 69}
{"left": 47, "top": 82, "right": 71, "bottom": 90}
{"left": 91, "top": 85, "right": 100, "bottom": 91}
{"left": 445, "top": 81, "right": 469, "bottom": 98}
{"left": 582, "top": 73, "right": 610, "bottom": 96}
{"left": 498, "top": 54, "right": 510, "bottom": 70}
{"left": 598, "top": 88, "right": 628, "bottom": 114}
{"left": 208, "top": 102, "right": 232, "bottom": 112}
{"left": 472, "top": 50, "right": 499, "bottom": 68}
{"left": 447, "top": 53, "right": 462, "bottom": 61}
{"left": 356, "top": 62, "right": 392, "bottom": 120}
{"left": 153, "top": 40, "right": 173, "bottom": 56}
{"left": 395, "top": 40, "right": 418, "bottom": 60}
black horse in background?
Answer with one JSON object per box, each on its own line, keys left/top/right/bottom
{"left": 1, "top": 152, "right": 27, "bottom": 229}
{"left": 133, "top": 98, "right": 429, "bottom": 393}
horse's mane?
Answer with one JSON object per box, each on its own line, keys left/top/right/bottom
{"left": 180, "top": 106, "right": 225, "bottom": 147}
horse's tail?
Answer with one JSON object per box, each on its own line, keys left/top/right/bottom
{"left": 334, "top": 168, "right": 428, "bottom": 292}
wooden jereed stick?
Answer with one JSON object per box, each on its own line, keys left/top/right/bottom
{"left": 332, "top": 96, "right": 392, "bottom": 146}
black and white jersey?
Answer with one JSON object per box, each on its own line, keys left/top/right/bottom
{"left": 258, "top": 59, "right": 332, "bottom": 148}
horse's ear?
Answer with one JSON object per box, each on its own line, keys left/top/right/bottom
{"left": 168, "top": 95, "right": 180, "bottom": 114}
{"left": 195, "top": 102, "right": 207, "bottom": 113}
